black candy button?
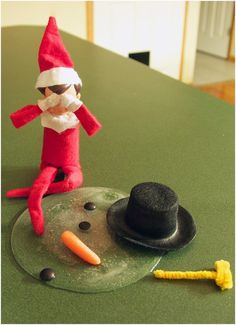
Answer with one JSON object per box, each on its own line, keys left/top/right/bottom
{"left": 84, "top": 202, "right": 96, "bottom": 210}
{"left": 39, "top": 268, "right": 56, "bottom": 281}
{"left": 79, "top": 221, "right": 91, "bottom": 231}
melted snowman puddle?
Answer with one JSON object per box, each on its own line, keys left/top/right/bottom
{"left": 42, "top": 193, "right": 124, "bottom": 264}
{"left": 12, "top": 187, "right": 162, "bottom": 293}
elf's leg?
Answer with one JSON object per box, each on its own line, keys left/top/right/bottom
{"left": 46, "top": 165, "right": 83, "bottom": 194}
{"left": 5, "top": 162, "right": 54, "bottom": 198}
{"left": 6, "top": 165, "right": 83, "bottom": 198}
{"left": 6, "top": 187, "right": 31, "bottom": 198}
{"left": 6, "top": 166, "right": 83, "bottom": 199}
{"left": 28, "top": 166, "right": 57, "bottom": 236}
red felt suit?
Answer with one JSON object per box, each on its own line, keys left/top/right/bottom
{"left": 6, "top": 17, "right": 102, "bottom": 236}
{"left": 7, "top": 103, "right": 101, "bottom": 235}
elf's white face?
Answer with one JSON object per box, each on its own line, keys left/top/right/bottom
{"left": 44, "top": 85, "right": 81, "bottom": 116}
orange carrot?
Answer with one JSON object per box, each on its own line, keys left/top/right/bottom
{"left": 61, "top": 230, "right": 101, "bottom": 265}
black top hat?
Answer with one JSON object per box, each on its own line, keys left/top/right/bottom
{"left": 107, "top": 182, "right": 196, "bottom": 250}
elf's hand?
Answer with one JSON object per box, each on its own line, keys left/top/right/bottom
{"left": 60, "top": 94, "right": 83, "bottom": 112}
{"left": 38, "top": 93, "right": 61, "bottom": 111}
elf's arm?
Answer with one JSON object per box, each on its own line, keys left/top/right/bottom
{"left": 74, "top": 104, "right": 102, "bottom": 136}
{"left": 10, "top": 93, "right": 61, "bottom": 129}
{"left": 61, "top": 95, "right": 102, "bottom": 136}
{"left": 10, "top": 105, "right": 42, "bottom": 128}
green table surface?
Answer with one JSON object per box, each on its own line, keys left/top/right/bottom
{"left": 2, "top": 26, "right": 234, "bottom": 324}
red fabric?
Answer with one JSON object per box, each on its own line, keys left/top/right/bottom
{"left": 41, "top": 104, "right": 102, "bottom": 167}
{"left": 46, "top": 165, "right": 83, "bottom": 194}
{"left": 75, "top": 104, "right": 102, "bottom": 136}
{"left": 10, "top": 105, "right": 42, "bottom": 128}
{"left": 41, "top": 127, "right": 79, "bottom": 168}
{"left": 6, "top": 187, "right": 31, "bottom": 198}
{"left": 28, "top": 165, "right": 83, "bottom": 235}
{"left": 28, "top": 166, "right": 57, "bottom": 235}
{"left": 8, "top": 101, "right": 101, "bottom": 236}
{"left": 9, "top": 103, "right": 102, "bottom": 168}
{"left": 38, "top": 16, "right": 74, "bottom": 72}
{"left": 6, "top": 165, "right": 83, "bottom": 199}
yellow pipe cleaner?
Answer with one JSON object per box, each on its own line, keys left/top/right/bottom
{"left": 153, "top": 260, "right": 233, "bottom": 290}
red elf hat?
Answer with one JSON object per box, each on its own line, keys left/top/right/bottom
{"left": 35, "top": 16, "right": 82, "bottom": 88}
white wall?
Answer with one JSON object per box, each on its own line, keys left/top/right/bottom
{"left": 230, "top": 19, "right": 235, "bottom": 57}
{"left": 94, "top": 1, "right": 186, "bottom": 80}
{"left": 1, "top": 1, "right": 87, "bottom": 39}
{"left": 2, "top": 1, "right": 201, "bottom": 83}
{"left": 181, "top": 2, "right": 201, "bottom": 83}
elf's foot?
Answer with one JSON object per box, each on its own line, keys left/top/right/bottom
{"left": 46, "top": 165, "right": 83, "bottom": 194}
{"left": 28, "top": 166, "right": 57, "bottom": 236}
{"left": 29, "top": 209, "right": 44, "bottom": 236}
{"left": 6, "top": 187, "right": 31, "bottom": 198}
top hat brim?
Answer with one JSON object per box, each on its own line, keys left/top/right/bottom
{"left": 107, "top": 198, "right": 196, "bottom": 251}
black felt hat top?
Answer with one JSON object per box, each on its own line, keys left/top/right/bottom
{"left": 107, "top": 182, "right": 196, "bottom": 250}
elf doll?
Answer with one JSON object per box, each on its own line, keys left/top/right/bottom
{"left": 6, "top": 17, "right": 102, "bottom": 236}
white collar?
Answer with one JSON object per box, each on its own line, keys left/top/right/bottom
{"left": 40, "top": 111, "right": 79, "bottom": 133}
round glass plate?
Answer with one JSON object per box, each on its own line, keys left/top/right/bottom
{"left": 11, "top": 187, "right": 163, "bottom": 293}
